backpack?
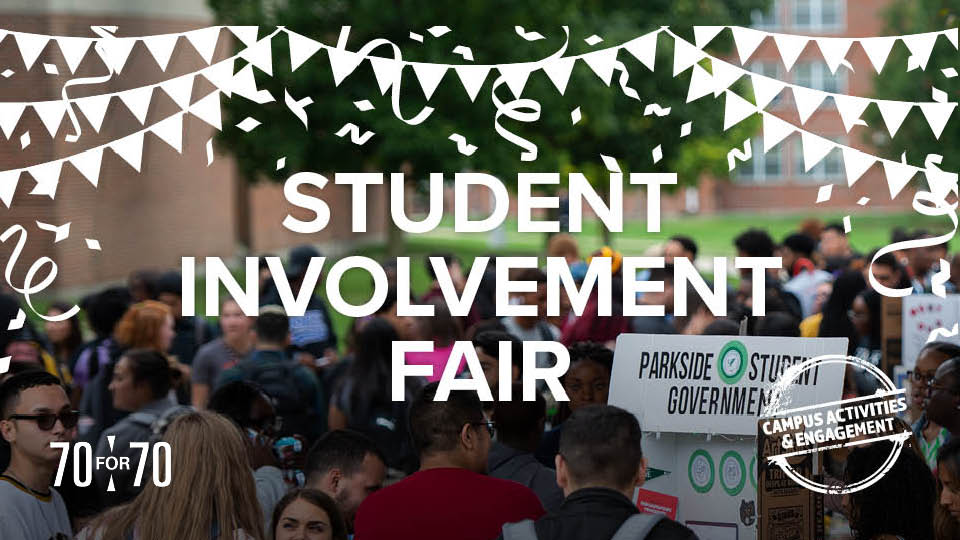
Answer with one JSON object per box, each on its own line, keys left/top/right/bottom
{"left": 501, "top": 513, "right": 665, "bottom": 540}
{"left": 339, "top": 377, "right": 416, "bottom": 473}
{"left": 127, "top": 404, "right": 196, "bottom": 443}
{"left": 236, "top": 355, "right": 316, "bottom": 439}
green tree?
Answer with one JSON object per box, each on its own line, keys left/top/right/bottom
{"left": 208, "top": 0, "right": 766, "bottom": 252}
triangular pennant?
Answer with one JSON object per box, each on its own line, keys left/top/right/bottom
{"left": 800, "top": 130, "right": 835, "bottom": 172}
{"left": 369, "top": 57, "right": 403, "bottom": 95}
{"left": 142, "top": 34, "right": 179, "bottom": 72}
{"left": 109, "top": 131, "right": 145, "bottom": 172}
{"left": 882, "top": 159, "right": 919, "bottom": 199}
{"left": 731, "top": 26, "right": 766, "bottom": 65}
{"left": 673, "top": 37, "right": 706, "bottom": 76}
{"left": 833, "top": 94, "right": 870, "bottom": 132}
{"left": 841, "top": 146, "right": 875, "bottom": 187}
{"left": 542, "top": 57, "right": 576, "bottom": 94}
{"left": 947, "top": 28, "right": 959, "bottom": 49}
{"left": 327, "top": 48, "right": 365, "bottom": 86}
{"left": 410, "top": 62, "right": 447, "bottom": 100}
{"left": 711, "top": 58, "right": 743, "bottom": 97}
{"left": 69, "top": 147, "right": 103, "bottom": 187}
{"left": 74, "top": 94, "right": 111, "bottom": 132}
{"left": 902, "top": 33, "right": 937, "bottom": 71}
{"left": 56, "top": 37, "right": 91, "bottom": 74}
{"left": 229, "top": 64, "right": 273, "bottom": 104}
{"left": 201, "top": 58, "right": 235, "bottom": 96}
{"left": 919, "top": 102, "right": 957, "bottom": 139}
{"left": 118, "top": 86, "right": 154, "bottom": 124}
{"left": 0, "top": 102, "right": 26, "bottom": 139}
{"left": 238, "top": 36, "right": 273, "bottom": 76}
{"left": 160, "top": 74, "right": 194, "bottom": 109}
{"left": 27, "top": 160, "right": 63, "bottom": 198}
{"left": 454, "top": 64, "right": 490, "bottom": 102}
{"left": 0, "top": 170, "right": 20, "bottom": 208}
{"left": 723, "top": 90, "right": 757, "bottom": 130}
{"left": 623, "top": 31, "right": 657, "bottom": 71}
{"left": 185, "top": 26, "right": 221, "bottom": 64}
{"left": 773, "top": 33, "right": 808, "bottom": 71}
{"left": 188, "top": 90, "right": 222, "bottom": 130}
{"left": 860, "top": 36, "right": 897, "bottom": 74}
{"left": 792, "top": 85, "right": 825, "bottom": 124}
{"left": 95, "top": 37, "right": 136, "bottom": 74}
{"left": 876, "top": 100, "right": 912, "bottom": 138}
{"left": 498, "top": 63, "right": 532, "bottom": 99}
{"left": 687, "top": 64, "right": 715, "bottom": 103}
{"left": 150, "top": 112, "right": 184, "bottom": 153}
{"left": 14, "top": 32, "right": 49, "bottom": 71}
{"left": 32, "top": 101, "right": 66, "bottom": 138}
{"left": 694, "top": 26, "right": 725, "bottom": 49}
{"left": 762, "top": 112, "right": 795, "bottom": 152}
{"left": 287, "top": 29, "right": 323, "bottom": 72}
{"left": 582, "top": 47, "right": 619, "bottom": 85}
{"left": 751, "top": 74, "right": 785, "bottom": 109}
{"left": 816, "top": 37, "right": 853, "bottom": 74}
{"left": 227, "top": 26, "right": 259, "bottom": 48}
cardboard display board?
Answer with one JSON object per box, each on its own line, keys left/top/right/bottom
{"left": 901, "top": 295, "right": 960, "bottom": 370}
{"left": 880, "top": 296, "right": 902, "bottom": 375}
{"left": 757, "top": 424, "right": 824, "bottom": 540}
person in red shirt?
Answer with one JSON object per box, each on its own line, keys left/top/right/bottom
{"left": 353, "top": 382, "right": 545, "bottom": 540}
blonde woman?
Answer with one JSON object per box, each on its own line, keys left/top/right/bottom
{"left": 80, "top": 410, "right": 264, "bottom": 540}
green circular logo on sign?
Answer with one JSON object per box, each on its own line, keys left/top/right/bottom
{"left": 749, "top": 455, "right": 757, "bottom": 490}
{"left": 720, "top": 451, "right": 747, "bottom": 496}
{"left": 688, "top": 449, "right": 715, "bottom": 494}
{"left": 718, "top": 340, "right": 748, "bottom": 384}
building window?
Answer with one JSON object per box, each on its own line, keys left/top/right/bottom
{"left": 794, "top": 137, "right": 846, "bottom": 182}
{"left": 735, "top": 136, "right": 783, "bottom": 183}
{"left": 793, "top": 0, "right": 845, "bottom": 32}
{"left": 748, "top": 61, "right": 785, "bottom": 107}
{"left": 751, "top": 0, "right": 781, "bottom": 30}
{"left": 794, "top": 61, "right": 847, "bottom": 96}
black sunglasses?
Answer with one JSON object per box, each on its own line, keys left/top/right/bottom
{"left": 7, "top": 410, "right": 79, "bottom": 431}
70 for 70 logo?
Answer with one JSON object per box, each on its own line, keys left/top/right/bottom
{"left": 50, "top": 438, "right": 172, "bottom": 489}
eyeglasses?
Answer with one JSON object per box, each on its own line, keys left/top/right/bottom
{"left": 907, "top": 370, "right": 937, "bottom": 384}
{"left": 471, "top": 421, "right": 496, "bottom": 438}
{"left": 6, "top": 410, "right": 79, "bottom": 431}
{"left": 927, "top": 379, "right": 960, "bottom": 395}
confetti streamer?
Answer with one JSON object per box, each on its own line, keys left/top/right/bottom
{"left": 7, "top": 309, "right": 25, "bottom": 331}
{"left": 335, "top": 123, "right": 375, "bottom": 145}
{"left": 452, "top": 45, "right": 473, "bottom": 61}
{"left": 35, "top": 221, "right": 70, "bottom": 242}
{"left": 843, "top": 216, "right": 852, "bottom": 233}
{"left": 816, "top": 184, "right": 833, "bottom": 203}
{"left": 600, "top": 154, "right": 621, "bottom": 173}
{"left": 409, "top": 32, "right": 424, "bottom": 42}
{"left": 571, "top": 106, "right": 582, "bottom": 125}
{"left": 205, "top": 138, "right": 213, "bottom": 166}
{"left": 448, "top": 133, "right": 477, "bottom": 156}
{"left": 585, "top": 35, "right": 603, "bottom": 46}
{"left": 643, "top": 103, "right": 671, "bottom": 117}
{"left": 354, "top": 100, "right": 374, "bottom": 111}
{"left": 515, "top": 26, "right": 545, "bottom": 41}
{"left": 236, "top": 117, "right": 261, "bottom": 132}
{"left": 680, "top": 122, "right": 692, "bottom": 137}
{"left": 652, "top": 145, "right": 662, "bottom": 164}
{"left": 427, "top": 26, "right": 451, "bottom": 37}
{"left": 727, "top": 139, "right": 752, "bottom": 171}
{"left": 85, "top": 238, "right": 101, "bottom": 250}
{"left": 276, "top": 157, "right": 286, "bottom": 170}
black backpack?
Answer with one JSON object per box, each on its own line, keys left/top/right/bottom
{"left": 237, "top": 356, "right": 317, "bottom": 439}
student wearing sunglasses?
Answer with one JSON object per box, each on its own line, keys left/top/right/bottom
{"left": 0, "top": 370, "right": 77, "bottom": 538}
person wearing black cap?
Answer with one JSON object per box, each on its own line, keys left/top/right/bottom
{"left": 155, "top": 271, "right": 216, "bottom": 366}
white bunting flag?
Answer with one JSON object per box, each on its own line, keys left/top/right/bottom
{"left": 151, "top": 112, "right": 184, "bottom": 153}
{"left": 903, "top": 32, "right": 937, "bottom": 71}
{"left": 161, "top": 75, "right": 195, "bottom": 109}
{"left": 761, "top": 112, "right": 795, "bottom": 152}
{"left": 369, "top": 57, "right": 403, "bottom": 95}
{"left": 947, "top": 28, "right": 959, "bottom": 49}
{"left": 454, "top": 64, "right": 490, "bottom": 102}
{"left": 14, "top": 33, "right": 49, "bottom": 71}
{"left": 498, "top": 63, "right": 533, "bottom": 99}
{"left": 327, "top": 48, "right": 365, "bottom": 86}
{"left": 773, "top": 33, "right": 808, "bottom": 71}
{"left": 411, "top": 62, "right": 447, "bottom": 100}
{"left": 239, "top": 36, "right": 273, "bottom": 76}
{"left": 687, "top": 64, "right": 715, "bottom": 103}
{"left": 674, "top": 37, "right": 706, "bottom": 76}
{"left": 832, "top": 94, "right": 870, "bottom": 132}
{"left": 694, "top": 26, "right": 725, "bottom": 49}
{"left": 118, "top": 86, "right": 154, "bottom": 124}
{"left": 841, "top": 146, "right": 875, "bottom": 187}
{"left": 919, "top": 102, "right": 957, "bottom": 139}
{"left": 96, "top": 37, "right": 136, "bottom": 74}
{"left": 142, "top": 34, "right": 179, "bottom": 72}
{"left": 711, "top": 58, "right": 743, "bottom": 96}
{"left": 70, "top": 147, "right": 103, "bottom": 187}
{"left": 56, "top": 37, "right": 91, "bottom": 74}
{"left": 792, "top": 85, "right": 825, "bottom": 124}
{"left": 75, "top": 94, "right": 112, "bottom": 132}
{"left": 189, "top": 91, "right": 222, "bottom": 130}
{"left": 542, "top": 57, "right": 576, "bottom": 94}
{"left": 287, "top": 29, "right": 323, "bottom": 72}
{"left": 623, "top": 31, "right": 657, "bottom": 72}
{"left": 723, "top": 90, "right": 757, "bottom": 130}
{"left": 816, "top": 37, "right": 853, "bottom": 74}
{"left": 230, "top": 64, "right": 274, "bottom": 104}
{"left": 731, "top": 26, "right": 766, "bottom": 65}
{"left": 0, "top": 170, "right": 20, "bottom": 207}
{"left": 27, "top": 160, "right": 63, "bottom": 198}
{"left": 583, "top": 47, "right": 619, "bottom": 86}
{"left": 882, "top": 158, "right": 919, "bottom": 199}
{"left": 860, "top": 36, "right": 897, "bottom": 74}
{"left": 800, "top": 130, "right": 835, "bottom": 172}
{"left": 201, "top": 58, "right": 235, "bottom": 97}
{"left": 185, "top": 27, "right": 221, "bottom": 64}
{"left": 751, "top": 74, "right": 786, "bottom": 109}
{"left": 0, "top": 102, "right": 26, "bottom": 139}
{"left": 110, "top": 131, "right": 145, "bottom": 172}
{"left": 227, "top": 26, "right": 259, "bottom": 48}
{"left": 32, "top": 100, "right": 67, "bottom": 138}
{"left": 876, "top": 100, "right": 913, "bottom": 138}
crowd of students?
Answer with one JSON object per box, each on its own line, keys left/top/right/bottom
{"left": 0, "top": 220, "right": 958, "bottom": 539}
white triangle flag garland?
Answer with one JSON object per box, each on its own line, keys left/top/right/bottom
{"left": 542, "top": 57, "right": 576, "bottom": 94}
{"left": 14, "top": 33, "right": 49, "bottom": 71}
{"left": 96, "top": 37, "right": 136, "bottom": 74}
{"left": 876, "top": 100, "right": 913, "bottom": 138}
{"left": 75, "top": 94, "right": 112, "bottom": 132}
{"left": 751, "top": 74, "right": 785, "bottom": 109}
{"left": 238, "top": 36, "right": 273, "bottom": 76}
{"left": 731, "top": 26, "right": 766, "bottom": 65}
{"left": 711, "top": 59, "right": 742, "bottom": 97}
{"left": 498, "top": 63, "right": 533, "bottom": 99}
{"left": 723, "top": 90, "right": 757, "bottom": 130}
{"left": 189, "top": 91, "right": 223, "bottom": 130}
{"left": 142, "top": 34, "right": 179, "bottom": 72}
{"left": 903, "top": 32, "right": 937, "bottom": 71}
{"left": 694, "top": 26, "right": 725, "bottom": 49}
{"left": 0, "top": 102, "right": 26, "bottom": 139}
{"left": 228, "top": 26, "right": 259, "bottom": 48}
{"left": 761, "top": 112, "right": 795, "bottom": 152}
{"left": 800, "top": 130, "right": 835, "bottom": 172}
{"left": 118, "top": 86, "right": 154, "bottom": 124}
{"left": 841, "top": 146, "right": 875, "bottom": 187}
{"left": 833, "top": 94, "right": 870, "bottom": 132}
{"left": 160, "top": 75, "right": 195, "bottom": 109}
{"left": 110, "top": 131, "right": 145, "bottom": 172}
{"left": 860, "top": 36, "right": 897, "bottom": 74}
{"left": 185, "top": 27, "right": 221, "bottom": 64}
{"left": 411, "top": 62, "right": 447, "bottom": 100}
{"left": 369, "top": 57, "right": 403, "bottom": 95}
{"left": 287, "top": 29, "right": 323, "bottom": 72}
{"left": 882, "top": 159, "right": 919, "bottom": 198}
{"left": 32, "top": 100, "right": 67, "bottom": 138}
{"left": 687, "top": 64, "right": 715, "bottom": 103}
{"left": 773, "top": 33, "right": 808, "bottom": 71}
{"left": 919, "top": 102, "right": 957, "bottom": 139}
{"left": 56, "top": 36, "right": 91, "bottom": 74}
{"left": 454, "top": 64, "right": 490, "bottom": 102}
{"left": 69, "top": 147, "right": 103, "bottom": 187}
{"left": 583, "top": 47, "right": 619, "bottom": 86}
{"left": 674, "top": 37, "right": 706, "bottom": 76}
{"left": 26, "top": 160, "right": 62, "bottom": 198}
{"left": 0, "top": 170, "right": 19, "bottom": 208}
{"left": 816, "top": 37, "right": 853, "bottom": 74}
{"left": 623, "top": 31, "right": 657, "bottom": 72}
{"left": 792, "top": 85, "right": 824, "bottom": 124}
{"left": 201, "top": 58, "right": 235, "bottom": 97}
{"left": 230, "top": 64, "right": 274, "bottom": 104}
{"left": 150, "top": 112, "right": 184, "bottom": 153}
{"left": 327, "top": 48, "right": 365, "bottom": 86}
